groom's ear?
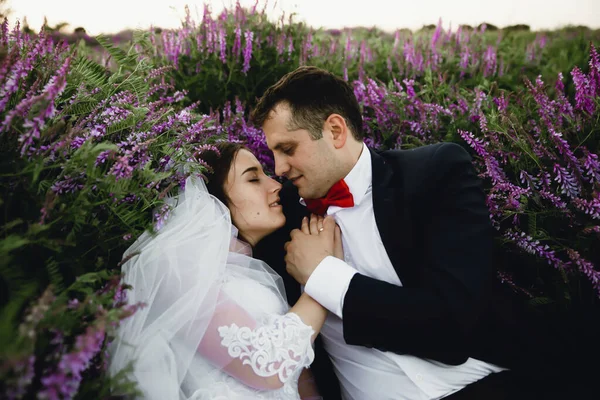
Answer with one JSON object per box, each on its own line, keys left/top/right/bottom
{"left": 325, "top": 113, "right": 348, "bottom": 149}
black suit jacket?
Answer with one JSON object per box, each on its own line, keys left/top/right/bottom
{"left": 254, "top": 142, "right": 520, "bottom": 399}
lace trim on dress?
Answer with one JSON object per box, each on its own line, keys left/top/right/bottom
{"left": 218, "top": 312, "right": 315, "bottom": 384}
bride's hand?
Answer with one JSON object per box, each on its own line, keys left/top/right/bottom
{"left": 301, "top": 213, "right": 321, "bottom": 236}
{"left": 301, "top": 214, "right": 344, "bottom": 260}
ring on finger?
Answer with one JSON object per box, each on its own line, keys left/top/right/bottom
{"left": 318, "top": 227, "right": 324, "bottom": 232}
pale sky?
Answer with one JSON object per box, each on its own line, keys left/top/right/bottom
{"left": 6, "top": 0, "right": 600, "bottom": 35}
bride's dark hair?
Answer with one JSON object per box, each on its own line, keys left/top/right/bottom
{"left": 200, "top": 142, "right": 248, "bottom": 207}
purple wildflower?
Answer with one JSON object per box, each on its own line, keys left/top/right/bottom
{"left": 218, "top": 24, "right": 227, "bottom": 64}
{"left": 555, "top": 72, "right": 565, "bottom": 93}
{"left": 539, "top": 190, "right": 568, "bottom": 210}
{"left": 51, "top": 175, "right": 85, "bottom": 195}
{"left": 459, "top": 130, "right": 506, "bottom": 184}
{"left": 566, "top": 249, "right": 600, "bottom": 296}
{"left": 497, "top": 270, "right": 534, "bottom": 298}
{"left": 5, "top": 355, "right": 35, "bottom": 400}
{"left": 153, "top": 203, "right": 172, "bottom": 231}
{"left": 459, "top": 45, "right": 470, "bottom": 75}
{"left": 571, "top": 66, "right": 596, "bottom": 115}
{"left": 483, "top": 45, "right": 497, "bottom": 77}
{"left": 504, "top": 230, "right": 565, "bottom": 269}
{"left": 589, "top": 44, "right": 600, "bottom": 89}
{"left": 553, "top": 164, "right": 580, "bottom": 199}
{"left": 582, "top": 226, "right": 600, "bottom": 234}
{"left": 95, "top": 150, "right": 112, "bottom": 166}
{"left": 582, "top": 149, "right": 600, "bottom": 184}
{"left": 70, "top": 136, "right": 86, "bottom": 150}
{"left": 67, "top": 299, "right": 80, "bottom": 309}
{"left": 403, "top": 79, "right": 416, "bottom": 98}
{"left": 110, "top": 156, "right": 135, "bottom": 180}
{"left": 39, "top": 326, "right": 105, "bottom": 400}
{"left": 233, "top": 27, "right": 242, "bottom": 58}
{"left": 242, "top": 30, "right": 254, "bottom": 74}
{"left": 493, "top": 92, "right": 509, "bottom": 113}
{"left": 572, "top": 197, "right": 600, "bottom": 220}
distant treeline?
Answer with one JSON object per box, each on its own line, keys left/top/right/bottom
{"left": 19, "top": 20, "right": 600, "bottom": 47}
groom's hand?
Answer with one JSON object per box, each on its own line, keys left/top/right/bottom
{"left": 284, "top": 215, "right": 336, "bottom": 285}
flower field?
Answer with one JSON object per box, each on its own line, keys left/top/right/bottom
{"left": 1, "top": 1, "right": 599, "bottom": 398}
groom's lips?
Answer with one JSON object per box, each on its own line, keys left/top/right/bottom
{"left": 290, "top": 175, "right": 303, "bottom": 185}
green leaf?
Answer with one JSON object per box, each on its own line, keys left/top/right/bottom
{"left": 528, "top": 213, "right": 537, "bottom": 235}
{"left": 1, "top": 219, "right": 24, "bottom": 233}
{"left": 74, "top": 270, "right": 112, "bottom": 285}
{"left": 46, "top": 258, "right": 65, "bottom": 293}
{"left": 527, "top": 297, "right": 555, "bottom": 307}
{"left": 0, "top": 235, "right": 30, "bottom": 254}
{"left": 27, "top": 223, "right": 51, "bottom": 236}
{"left": 71, "top": 56, "right": 109, "bottom": 88}
{"left": 63, "top": 100, "right": 99, "bottom": 117}
{"left": 0, "top": 282, "right": 38, "bottom": 350}
{"left": 96, "top": 34, "right": 139, "bottom": 69}
{"left": 105, "top": 115, "right": 137, "bottom": 136}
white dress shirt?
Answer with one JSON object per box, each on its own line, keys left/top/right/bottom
{"left": 303, "top": 144, "right": 506, "bottom": 400}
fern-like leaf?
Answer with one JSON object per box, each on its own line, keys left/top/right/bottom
{"left": 527, "top": 296, "right": 555, "bottom": 307}
{"left": 71, "top": 56, "right": 110, "bottom": 88}
{"left": 132, "top": 30, "right": 155, "bottom": 56}
{"left": 528, "top": 213, "right": 537, "bottom": 235}
{"left": 45, "top": 258, "right": 65, "bottom": 293}
{"left": 0, "top": 281, "right": 38, "bottom": 350}
{"left": 122, "top": 76, "right": 150, "bottom": 102}
{"left": 63, "top": 100, "right": 99, "bottom": 117}
{"left": 96, "top": 35, "right": 138, "bottom": 69}
{"left": 105, "top": 115, "right": 137, "bottom": 136}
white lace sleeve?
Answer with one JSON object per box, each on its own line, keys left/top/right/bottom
{"left": 196, "top": 288, "right": 316, "bottom": 391}
{"left": 218, "top": 312, "right": 315, "bottom": 384}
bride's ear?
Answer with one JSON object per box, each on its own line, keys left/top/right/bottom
{"left": 325, "top": 114, "right": 348, "bottom": 149}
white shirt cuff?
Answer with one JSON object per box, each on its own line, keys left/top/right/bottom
{"left": 304, "top": 256, "right": 358, "bottom": 318}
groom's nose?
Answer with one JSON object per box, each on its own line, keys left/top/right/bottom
{"left": 274, "top": 154, "right": 290, "bottom": 177}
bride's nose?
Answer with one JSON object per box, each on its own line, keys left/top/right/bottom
{"left": 268, "top": 177, "right": 282, "bottom": 193}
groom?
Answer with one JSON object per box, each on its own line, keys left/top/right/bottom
{"left": 251, "top": 66, "right": 594, "bottom": 400}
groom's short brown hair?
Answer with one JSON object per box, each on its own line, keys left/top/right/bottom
{"left": 250, "top": 66, "right": 364, "bottom": 140}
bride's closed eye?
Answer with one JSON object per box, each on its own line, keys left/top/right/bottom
{"left": 247, "top": 172, "right": 261, "bottom": 183}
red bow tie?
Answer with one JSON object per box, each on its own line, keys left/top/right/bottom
{"left": 304, "top": 179, "right": 355, "bottom": 216}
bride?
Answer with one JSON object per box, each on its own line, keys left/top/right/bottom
{"left": 108, "top": 142, "right": 340, "bottom": 399}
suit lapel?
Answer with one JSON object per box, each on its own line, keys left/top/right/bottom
{"left": 370, "top": 149, "right": 415, "bottom": 286}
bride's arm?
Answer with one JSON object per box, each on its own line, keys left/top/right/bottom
{"left": 289, "top": 292, "right": 327, "bottom": 341}
{"left": 197, "top": 289, "right": 326, "bottom": 391}
{"left": 298, "top": 367, "right": 323, "bottom": 399}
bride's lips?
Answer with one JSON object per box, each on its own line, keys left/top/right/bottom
{"left": 269, "top": 198, "right": 282, "bottom": 208}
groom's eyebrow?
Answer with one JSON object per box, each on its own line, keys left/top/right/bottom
{"left": 241, "top": 166, "right": 259, "bottom": 176}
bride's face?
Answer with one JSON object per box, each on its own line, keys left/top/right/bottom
{"left": 225, "top": 149, "right": 285, "bottom": 246}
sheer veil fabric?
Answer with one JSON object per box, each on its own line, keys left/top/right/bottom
{"left": 108, "top": 176, "right": 315, "bottom": 399}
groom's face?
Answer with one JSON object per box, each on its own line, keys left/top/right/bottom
{"left": 263, "top": 104, "right": 340, "bottom": 199}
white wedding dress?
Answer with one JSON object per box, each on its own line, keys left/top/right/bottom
{"left": 108, "top": 176, "right": 316, "bottom": 399}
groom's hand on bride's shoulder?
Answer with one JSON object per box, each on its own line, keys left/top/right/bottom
{"left": 284, "top": 215, "right": 337, "bottom": 285}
